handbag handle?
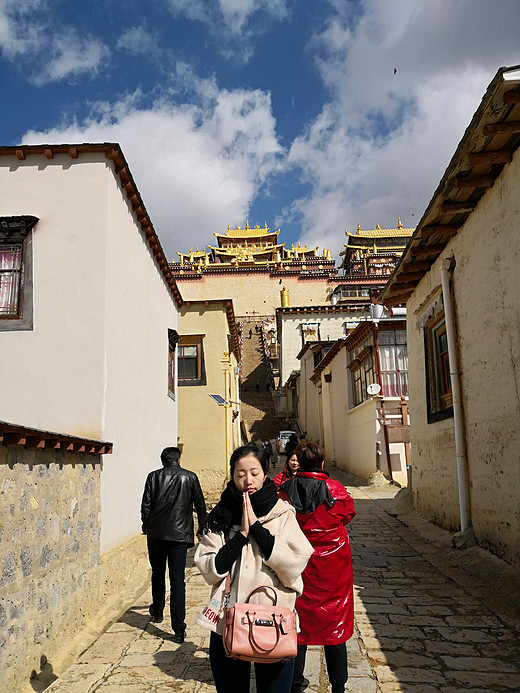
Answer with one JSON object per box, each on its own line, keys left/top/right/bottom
{"left": 246, "top": 611, "right": 282, "bottom": 653}
{"left": 245, "top": 585, "right": 278, "bottom": 605}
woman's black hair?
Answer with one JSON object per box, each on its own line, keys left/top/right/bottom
{"left": 295, "top": 440, "right": 324, "bottom": 471}
{"left": 230, "top": 443, "right": 267, "bottom": 477}
{"left": 284, "top": 448, "right": 298, "bottom": 472}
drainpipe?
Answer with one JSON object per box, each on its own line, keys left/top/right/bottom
{"left": 439, "top": 258, "right": 474, "bottom": 546}
{"left": 328, "top": 377, "right": 336, "bottom": 462}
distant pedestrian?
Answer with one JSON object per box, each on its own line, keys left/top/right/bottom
{"left": 263, "top": 440, "right": 273, "bottom": 470}
{"left": 280, "top": 441, "right": 356, "bottom": 693}
{"left": 248, "top": 328, "right": 252, "bottom": 339}
{"left": 141, "top": 447, "right": 206, "bottom": 643}
{"left": 255, "top": 378, "right": 260, "bottom": 392}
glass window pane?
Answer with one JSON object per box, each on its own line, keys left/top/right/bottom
{"left": 381, "top": 372, "right": 399, "bottom": 397}
{"left": 379, "top": 345, "right": 396, "bottom": 371}
{"left": 182, "top": 358, "right": 197, "bottom": 379}
{"left": 0, "top": 272, "right": 20, "bottom": 315}
{"left": 399, "top": 371, "right": 409, "bottom": 397}
{"left": 396, "top": 330, "right": 407, "bottom": 344}
{"left": 378, "top": 331, "right": 395, "bottom": 345}
{"left": 180, "top": 345, "right": 198, "bottom": 357}
{"left": 397, "top": 344, "right": 408, "bottom": 370}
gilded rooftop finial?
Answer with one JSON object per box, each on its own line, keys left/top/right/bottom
{"left": 397, "top": 217, "right": 403, "bottom": 229}
{"left": 245, "top": 220, "right": 250, "bottom": 230}
{"left": 357, "top": 223, "right": 361, "bottom": 232}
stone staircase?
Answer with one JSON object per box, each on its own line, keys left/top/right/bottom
{"left": 239, "top": 320, "right": 281, "bottom": 443}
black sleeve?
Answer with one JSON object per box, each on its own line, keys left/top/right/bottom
{"left": 215, "top": 532, "right": 248, "bottom": 575}
{"left": 249, "top": 521, "right": 275, "bottom": 560}
{"left": 192, "top": 475, "right": 207, "bottom": 532}
{"left": 140, "top": 474, "right": 153, "bottom": 533}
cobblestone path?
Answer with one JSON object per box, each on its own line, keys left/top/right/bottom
{"left": 44, "top": 467, "right": 520, "bottom": 693}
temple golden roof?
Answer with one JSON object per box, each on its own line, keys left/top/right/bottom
{"left": 345, "top": 219, "right": 415, "bottom": 239}
{"left": 209, "top": 244, "right": 285, "bottom": 256}
{"left": 213, "top": 221, "right": 279, "bottom": 240}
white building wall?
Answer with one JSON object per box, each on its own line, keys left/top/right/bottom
{"left": 0, "top": 152, "right": 179, "bottom": 552}
{"left": 0, "top": 154, "right": 108, "bottom": 437}
{"left": 280, "top": 311, "right": 365, "bottom": 385}
{"left": 101, "top": 163, "right": 177, "bottom": 551}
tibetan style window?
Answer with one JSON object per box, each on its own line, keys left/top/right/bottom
{"left": 168, "top": 329, "right": 179, "bottom": 400}
{"left": 178, "top": 334, "right": 207, "bottom": 386}
{"left": 0, "top": 216, "right": 38, "bottom": 331}
{"left": 300, "top": 322, "right": 320, "bottom": 346}
{"left": 424, "top": 312, "right": 453, "bottom": 422}
{"left": 348, "top": 342, "right": 375, "bottom": 407}
{"left": 378, "top": 330, "right": 408, "bottom": 397}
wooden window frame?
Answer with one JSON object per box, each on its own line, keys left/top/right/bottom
{"left": 424, "top": 313, "right": 453, "bottom": 423}
{"left": 178, "top": 334, "right": 207, "bottom": 387}
{"left": 0, "top": 216, "right": 38, "bottom": 332}
{"left": 167, "top": 329, "right": 179, "bottom": 400}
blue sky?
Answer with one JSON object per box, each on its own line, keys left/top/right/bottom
{"left": 2, "top": 0, "right": 520, "bottom": 260}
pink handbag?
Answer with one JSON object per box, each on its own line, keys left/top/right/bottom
{"left": 223, "top": 579, "right": 297, "bottom": 664}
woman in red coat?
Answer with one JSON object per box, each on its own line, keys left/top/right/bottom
{"left": 279, "top": 441, "right": 355, "bottom": 693}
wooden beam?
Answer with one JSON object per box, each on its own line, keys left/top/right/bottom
{"left": 391, "top": 272, "right": 424, "bottom": 282}
{"left": 2, "top": 434, "right": 26, "bottom": 446}
{"left": 69, "top": 147, "right": 78, "bottom": 159}
{"left": 483, "top": 121, "right": 520, "bottom": 136}
{"left": 400, "top": 261, "right": 432, "bottom": 272}
{"left": 421, "top": 225, "right": 459, "bottom": 239}
{"left": 16, "top": 149, "right": 25, "bottom": 160}
{"left": 409, "top": 244, "right": 445, "bottom": 257}
{"left": 468, "top": 150, "right": 512, "bottom": 165}
{"left": 451, "top": 175, "right": 496, "bottom": 188}
{"left": 44, "top": 149, "right": 53, "bottom": 159}
{"left": 384, "top": 290, "right": 413, "bottom": 303}
{"left": 25, "top": 437, "right": 46, "bottom": 449}
{"left": 440, "top": 200, "right": 477, "bottom": 214}
{"left": 503, "top": 89, "right": 520, "bottom": 104}
{"left": 388, "top": 281, "right": 418, "bottom": 294}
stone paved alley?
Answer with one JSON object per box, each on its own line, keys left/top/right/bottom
{"left": 39, "top": 467, "right": 520, "bottom": 693}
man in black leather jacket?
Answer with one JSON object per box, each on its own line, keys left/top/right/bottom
{"left": 141, "top": 446, "right": 206, "bottom": 642}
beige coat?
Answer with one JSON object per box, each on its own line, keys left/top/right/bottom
{"left": 194, "top": 498, "right": 313, "bottom": 634}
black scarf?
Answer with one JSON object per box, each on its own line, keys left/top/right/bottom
{"left": 205, "top": 477, "right": 278, "bottom": 533}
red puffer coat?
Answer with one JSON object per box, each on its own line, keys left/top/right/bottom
{"left": 279, "top": 470, "right": 356, "bottom": 645}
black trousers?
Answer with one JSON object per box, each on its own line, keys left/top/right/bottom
{"left": 147, "top": 538, "right": 188, "bottom": 633}
{"left": 209, "top": 632, "right": 295, "bottom": 693}
{"left": 292, "top": 643, "right": 348, "bottom": 693}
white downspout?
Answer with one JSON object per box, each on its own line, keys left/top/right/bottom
{"left": 440, "top": 258, "right": 472, "bottom": 540}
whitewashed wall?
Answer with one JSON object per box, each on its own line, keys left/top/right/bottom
{"left": 0, "top": 152, "right": 178, "bottom": 552}
{"left": 280, "top": 311, "right": 365, "bottom": 385}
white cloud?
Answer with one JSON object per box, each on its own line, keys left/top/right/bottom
{"left": 165, "top": 0, "right": 288, "bottom": 33}
{"left": 116, "top": 25, "right": 160, "bottom": 59}
{"left": 0, "top": 0, "right": 109, "bottom": 84}
{"left": 286, "top": 0, "right": 520, "bottom": 257}
{"left": 22, "top": 82, "right": 283, "bottom": 259}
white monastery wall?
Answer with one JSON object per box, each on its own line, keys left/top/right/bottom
{"left": 0, "top": 154, "right": 108, "bottom": 437}
{"left": 280, "top": 312, "right": 363, "bottom": 385}
{"left": 0, "top": 153, "right": 179, "bottom": 553}
{"left": 101, "top": 163, "right": 178, "bottom": 551}
{"left": 408, "top": 147, "right": 520, "bottom": 563}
